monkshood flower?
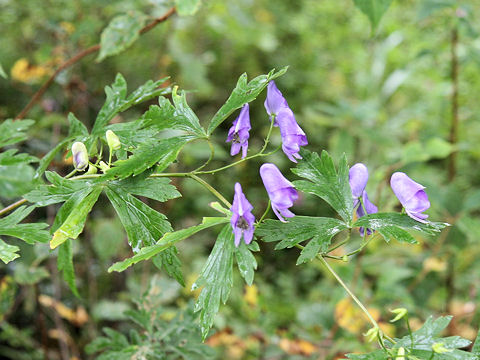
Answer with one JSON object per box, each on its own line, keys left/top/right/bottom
{"left": 277, "top": 108, "right": 308, "bottom": 162}
{"left": 230, "top": 182, "right": 255, "bottom": 247}
{"left": 226, "top": 103, "right": 251, "bottom": 159}
{"left": 349, "top": 163, "right": 369, "bottom": 208}
{"left": 356, "top": 191, "right": 378, "bottom": 236}
{"left": 264, "top": 80, "right": 289, "bottom": 121}
{"left": 390, "top": 172, "right": 430, "bottom": 223}
{"left": 260, "top": 163, "right": 298, "bottom": 222}
{"left": 71, "top": 142, "right": 88, "bottom": 171}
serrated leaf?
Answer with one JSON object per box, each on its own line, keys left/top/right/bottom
{"left": 153, "top": 247, "right": 185, "bottom": 286}
{"left": 58, "top": 239, "right": 79, "bottom": 297}
{"left": 0, "top": 119, "right": 34, "bottom": 147}
{"left": 193, "top": 225, "right": 234, "bottom": 340}
{"left": 34, "top": 138, "right": 72, "bottom": 180}
{"left": 0, "top": 206, "right": 49, "bottom": 244}
{"left": 112, "top": 174, "right": 181, "bottom": 203}
{"left": 0, "top": 164, "right": 36, "bottom": 197}
{"left": 91, "top": 74, "right": 170, "bottom": 137}
{"left": 51, "top": 186, "right": 102, "bottom": 249}
{"left": 0, "top": 63, "right": 7, "bottom": 79}
{"left": 235, "top": 241, "right": 257, "bottom": 286}
{"left": 353, "top": 213, "right": 448, "bottom": 244}
{"left": 0, "top": 149, "right": 37, "bottom": 166}
{"left": 257, "top": 217, "right": 347, "bottom": 263}
{"left": 105, "top": 187, "right": 172, "bottom": 253}
{"left": 68, "top": 113, "right": 89, "bottom": 139}
{"left": 102, "top": 135, "right": 193, "bottom": 180}
{"left": 472, "top": 328, "right": 480, "bottom": 354}
{"left": 13, "top": 264, "right": 49, "bottom": 285}
{"left": 0, "top": 239, "right": 20, "bottom": 264}
{"left": 175, "top": 0, "right": 202, "bottom": 16}
{"left": 207, "top": 67, "right": 288, "bottom": 135}
{"left": 353, "top": 0, "right": 393, "bottom": 31}
{"left": 97, "top": 12, "right": 147, "bottom": 62}
{"left": 171, "top": 88, "right": 206, "bottom": 137}
{"left": 292, "top": 150, "right": 354, "bottom": 223}
{"left": 108, "top": 216, "right": 229, "bottom": 272}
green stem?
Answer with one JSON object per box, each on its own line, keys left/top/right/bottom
{"left": 405, "top": 314, "right": 414, "bottom": 350}
{"left": 64, "top": 169, "right": 77, "bottom": 179}
{"left": 0, "top": 198, "right": 28, "bottom": 217}
{"left": 193, "top": 139, "right": 215, "bottom": 172}
{"left": 256, "top": 200, "right": 271, "bottom": 225}
{"left": 327, "top": 230, "right": 351, "bottom": 253}
{"left": 188, "top": 174, "right": 231, "bottom": 208}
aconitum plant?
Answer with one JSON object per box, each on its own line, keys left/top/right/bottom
{"left": 2, "top": 68, "right": 475, "bottom": 360}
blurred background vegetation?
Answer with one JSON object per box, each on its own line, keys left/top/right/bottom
{"left": 1, "top": 0, "right": 480, "bottom": 358}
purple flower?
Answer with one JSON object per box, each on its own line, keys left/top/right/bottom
{"left": 230, "top": 182, "right": 255, "bottom": 246}
{"left": 260, "top": 163, "right": 298, "bottom": 222}
{"left": 390, "top": 172, "right": 430, "bottom": 223}
{"left": 264, "top": 81, "right": 308, "bottom": 162}
{"left": 356, "top": 191, "right": 378, "bottom": 236}
{"left": 349, "top": 163, "right": 369, "bottom": 208}
{"left": 264, "top": 81, "right": 289, "bottom": 121}
{"left": 226, "top": 104, "right": 251, "bottom": 159}
{"left": 277, "top": 108, "right": 308, "bottom": 162}
{"left": 72, "top": 141, "right": 89, "bottom": 171}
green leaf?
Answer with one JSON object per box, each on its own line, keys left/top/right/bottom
{"left": 0, "top": 119, "right": 34, "bottom": 147}
{"left": 472, "top": 328, "right": 480, "bottom": 354}
{"left": 0, "top": 164, "right": 36, "bottom": 197}
{"left": 108, "top": 216, "right": 229, "bottom": 272}
{"left": 171, "top": 87, "right": 207, "bottom": 137}
{"left": 153, "top": 247, "right": 185, "bottom": 286}
{"left": 0, "top": 206, "right": 49, "bottom": 244}
{"left": 353, "top": 213, "right": 448, "bottom": 244}
{"left": 257, "top": 217, "right": 347, "bottom": 264}
{"left": 105, "top": 187, "right": 172, "bottom": 252}
{"left": 25, "top": 171, "right": 91, "bottom": 206}
{"left": 292, "top": 150, "right": 353, "bottom": 223}
{"left": 51, "top": 186, "right": 102, "bottom": 249}
{"left": 58, "top": 239, "right": 79, "bottom": 297}
{"left": 192, "top": 225, "right": 234, "bottom": 340}
{"left": 353, "top": 0, "right": 393, "bottom": 31}
{"left": 97, "top": 11, "right": 147, "bottom": 62}
{"left": 91, "top": 74, "right": 170, "bottom": 137}
{"left": 175, "top": 0, "right": 202, "bottom": 16}
{"left": 0, "top": 239, "right": 20, "bottom": 264}
{"left": 235, "top": 241, "right": 258, "bottom": 286}
{"left": 0, "top": 63, "right": 7, "bottom": 79}
{"left": 33, "top": 138, "right": 72, "bottom": 180}
{"left": 102, "top": 135, "right": 193, "bottom": 180}
{"left": 207, "top": 67, "right": 288, "bottom": 135}
{"left": 13, "top": 264, "right": 49, "bottom": 285}
{"left": 0, "top": 149, "right": 38, "bottom": 166}
{"left": 112, "top": 176, "right": 181, "bottom": 203}
{"left": 68, "top": 113, "right": 89, "bottom": 139}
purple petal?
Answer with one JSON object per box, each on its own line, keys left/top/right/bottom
{"left": 230, "top": 142, "right": 241, "bottom": 156}
{"left": 390, "top": 172, "right": 430, "bottom": 223}
{"left": 230, "top": 182, "right": 256, "bottom": 246}
{"left": 264, "top": 81, "right": 288, "bottom": 118}
{"left": 349, "top": 163, "right": 369, "bottom": 199}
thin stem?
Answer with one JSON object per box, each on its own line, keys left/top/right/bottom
{"left": 188, "top": 174, "right": 231, "bottom": 208}
{"left": 64, "top": 169, "right": 77, "bottom": 179}
{"left": 193, "top": 139, "right": 215, "bottom": 172}
{"left": 256, "top": 200, "right": 271, "bottom": 225}
{"left": 405, "top": 314, "right": 414, "bottom": 350}
{"left": 108, "top": 149, "right": 113, "bottom": 167}
{"left": 327, "top": 230, "right": 351, "bottom": 253}
{"left": 0, "top": 198, "right": 28, "bottom": 217}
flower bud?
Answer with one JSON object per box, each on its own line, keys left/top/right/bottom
{"left": 71, "top": 142, "right": 88, "bottom": 171}
{"left": 397, "top": 347, "right": 405, "bottom": 360}
{"left": 363, "top": 326, "right": 379, "bottom": 342}
{"left": 99, "top": 161, "right": 110, "bottom": 173}
{"left": 86, "top": 164, "right": 97, "bottom": 174}
{"left": 390, "top": 308, "right": 408, "bottom": 322}
{"left": 106, "top": 130, "right": 121, "bottom": 151}
{"left": 342, "top": 255, "right": 348, "bottom": 262}
{"left": 432, "top": 342, "right": 451, "bottom": 354}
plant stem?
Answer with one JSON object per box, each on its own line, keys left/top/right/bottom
{"left": 0, "top": 198, "right": 28, "bottom": 216}
{"left": 188, "top": 174, "right": 231, "bottom": 208}
{"left": 256, "top": 200, "right": 271, "bottom": 225}
{"left": 193, "top": 139, "right": 215, "bottom": 172}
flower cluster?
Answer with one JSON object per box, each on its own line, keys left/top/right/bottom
{"left": 349, "top": 163, "right": 378, "bottom": 236}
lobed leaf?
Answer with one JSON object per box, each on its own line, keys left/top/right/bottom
{"left": 0, "top": 206, "right": 49, "bottom": 245}
{"left": 111, "top": 175, "right": 181, "bottom": 203}
{"left": 207, "top": 67, "right": 288, "bottom": 135}
{"left": 192, "top": 225, "right": 235, "bottom": 340}
{"left": 235, "top": 241, "right": 258, "bottom": 286}
{"left": 171, "top": 87, "right": 207, "bottom": 137}
{"left": 0, "top": 164, "right": 36, "bottom": 197}
{"left": 0, "top": 238, "right": 20, "bottom": 264}
{"left": 108, "top": 216, "right": 229, "bottom": 272}
{"left": 153, "top": 247, "right": 185, "bottom": 287}
{"left": 353, "top": 0, "right": 393, "bottom": 31}
{"left": 0, "top": 149, "right": 37, "bottom": 166}
{"left": 0, "top": 119, "right": 34, "bottom": 147}
{"left": 353, "top": 213, "right": 448, "bottom": 244}
{"left": 292, "top": 150, "right": 354, "bottom": 224}
{"left": 58, "top": 239, "right": 79, "bottom": 297}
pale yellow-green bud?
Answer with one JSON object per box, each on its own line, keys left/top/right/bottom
{"left": 364, "top": 326, "right": 379, "bottom": 342}
{"left": 342, "top": 255, "right": 348, "bottom": 262}
{"left": 99, "top": 161, "right": 110, "bottom": 173}
{"left": 86, "top": 164, "right": 97, "bottom": 174}
{"left": 71, "top": 142, "right": 88, "bottom": 171}
{"left": 432, "top": 342, "right": 452, "bottom": 353}
{"left": 106, "top": 130, "right": 121, "bottom": 151}
{"left": 390, "top": 307, "right": 408, "bottom": 322}
{"left": 397, "top": 347, "right": 405, "bottom": 360}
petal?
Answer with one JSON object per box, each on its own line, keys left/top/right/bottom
{"left": 264, "top": 81, "right": 288, "bottom": 116}
{"left": 406, "top": 210, "right": 429, "bottom": 224}
{"left": 279, "top": 207, "right": 295, "bottom": 218}
{"left": 349, "top": 163, "right": 369, "bottom": 199}
{"left": 271, "top": 204, "right": 287, "bottom": 223}
{"left": 404, "top": 190, "right": 430, "bottom": 213}
{"left": 230, "top": 142, "right": 241, "bottom": 156}
{"left": 235, "top": 103, "right": 251, "bottom": 132}
{"left": 234, "top": 227, "right": 243, "bottom": 247}
{"left": 241, "top": 142, "right": 248, "bottom": 159}
{"left": 243, "top": 226, "right": 254, "bottom": 244}
{"left": 390, "top": 172, "right": 426, "bottom": 206}
{"left": 260, "top": 163, "right": 295, "bottom": 194}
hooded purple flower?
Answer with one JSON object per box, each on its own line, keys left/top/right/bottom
{"left": 260, "top": 163, "right": 298, "bottom": 222}
{"left": 349, "top": 163, "right": 369, "bottom": 208}
{"left": 264, "top": 81, "right": 308, "bottom": 162}
{"left": 226, "top": 104, "right": 251, "bottom": 159}
{"left": 230, "top": 182, "right": 255, "bottom": 246}
{"left": 264, "top": 81, "right": 289, "bottom": 122}
{"left": 390, "top": 172, "right": 430, "bottom": 223}
{"left": 356, "top": 191, "right": 378, "bottom": 236}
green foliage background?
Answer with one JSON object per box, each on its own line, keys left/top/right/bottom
{"left": 1, "top": 0, "right": 480, "bottom": 359}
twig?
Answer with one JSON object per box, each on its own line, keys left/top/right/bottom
{"left": 0, "top": 198, "right": 27, "bottom": 216}
{"left": 448, "top": 26, "right": 459, "bottom": 181}
{"left": 14, "top": 7, "right": 176, "bottom": 120}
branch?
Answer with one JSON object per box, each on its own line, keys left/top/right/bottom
{"left": 15, "top": 7, "right": 176, "bottom": 121}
